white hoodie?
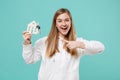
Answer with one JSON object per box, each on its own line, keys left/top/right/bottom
{"left": 22, "top": 36, "right": 105, "bottom": 80}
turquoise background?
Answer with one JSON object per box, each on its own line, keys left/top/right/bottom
{"left": 0, "top": 0, "right": 120, "bottom": 80}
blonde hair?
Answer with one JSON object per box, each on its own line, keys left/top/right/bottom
{"left": 46, "top": 8, "right": 78, "bottom": 58}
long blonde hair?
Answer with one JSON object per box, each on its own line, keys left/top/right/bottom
{"left": 46, "top": 8, "right": 78, "bottom": 58}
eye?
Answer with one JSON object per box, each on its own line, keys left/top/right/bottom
{"left": 65, "top": 19, "right": 70, "bottom": 22}
{"left": 57, "top": 20, "right": 62, "bottom": 23}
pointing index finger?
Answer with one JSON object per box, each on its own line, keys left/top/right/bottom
{"left": 63, "top": 39, "right": 69, "bottom": 43}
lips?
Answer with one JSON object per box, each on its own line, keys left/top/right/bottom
{"left": 60, "top": 27, "right": 68, "bottom": 33}
{"left": 61, "top": 27, "right": 67, "bottom": 30}
{"left": 57, "top": 25, "right": 70, "bottom": 35}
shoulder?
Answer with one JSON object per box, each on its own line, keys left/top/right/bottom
{"left": 35, "top": 36, "right": 47, "bottom": 44}
{"left": 76, "top": 37, "right": 103, "bottom": 43}
{"left": 76, "top": 37, "right": 99, "bottom": 44}
{"left": 76, "top": 37, "right": 85, "bottom": 41}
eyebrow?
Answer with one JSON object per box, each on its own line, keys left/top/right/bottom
{"left": 56, "top": 18, "right": 70, "bottom": 20}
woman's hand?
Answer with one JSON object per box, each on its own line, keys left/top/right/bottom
{"left": 22, "top": 31, "right": 32, "bottom": 45}
{"left": 63, "top": 39, "right": 85, "bottom": 50}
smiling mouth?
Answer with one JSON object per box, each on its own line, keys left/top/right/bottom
{"left": 61, "top": 27, "right": 67, "bottom": 30}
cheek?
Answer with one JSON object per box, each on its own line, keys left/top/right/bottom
{"left": 56, "top": 22, "right": 61, "bottom": 27}
{"left": 56, "top": 24, "right": 60, "bottom": 30}
{"left": 56, "top": 23, "right": 62, "bottom": 31}
{"left": 67, "top": 22, "right": 71, "bottom": 28}
{"left": 67, "top": 21, "right": 71, "bottom": 26}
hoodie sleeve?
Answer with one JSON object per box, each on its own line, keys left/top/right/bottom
{"left": 77, "top": 38, "right": 105, "bottom": 55}
{"left": 22, "top": 37, "right": 46, "bottom": 64}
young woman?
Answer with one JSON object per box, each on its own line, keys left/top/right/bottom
{"left": 22, "top": 8, "right": 105, "bottom": 80}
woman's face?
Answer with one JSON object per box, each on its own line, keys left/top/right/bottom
{"left": 56, "top": 13, "right": 71, "bottom": 37}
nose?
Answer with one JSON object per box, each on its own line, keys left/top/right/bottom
{"left": 62, "top": 21, "right": 66, "bottom": 26}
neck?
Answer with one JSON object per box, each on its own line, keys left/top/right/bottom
{"left": 59, "top": 33, "right": 66, "bottom": 39}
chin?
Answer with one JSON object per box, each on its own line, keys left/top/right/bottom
{"left": 62, "top": 32, "right": 69, "bottom": 36}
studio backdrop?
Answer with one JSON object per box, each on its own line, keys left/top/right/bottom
{"left": 0, "top": 0, "right": 120, "bottom": 80}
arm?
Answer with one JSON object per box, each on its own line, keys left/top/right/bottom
{"left": 22, "top": 31, "right": 44, "bottom": 64}
{"left": 22, "top": 40, "right": 42, "bottom": 64}
{"left": 64, "top": 38, "right": 105, "bottom": 55}
{"left": 79, "top": 39, "right": 105, "bottom": 54}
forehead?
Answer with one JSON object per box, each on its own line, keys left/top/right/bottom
{"left": 56, "top": 13, "right": 70, "bottom": 20}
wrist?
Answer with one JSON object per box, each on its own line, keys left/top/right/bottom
{"left": 23, "top": 40, "right": 31, "bottom": 45}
